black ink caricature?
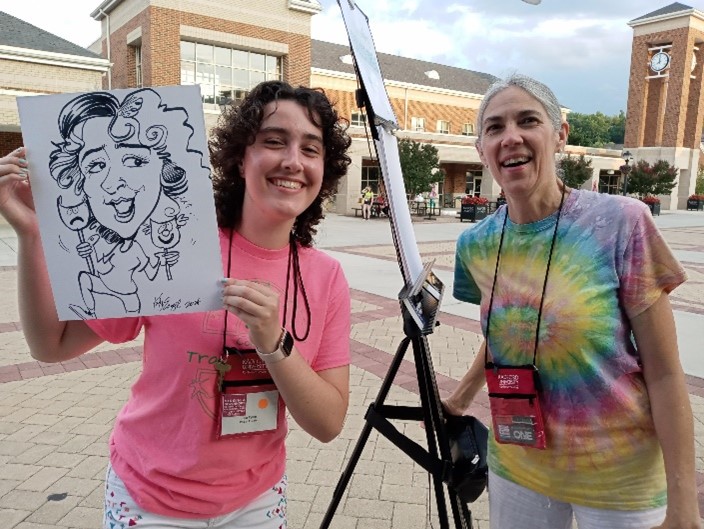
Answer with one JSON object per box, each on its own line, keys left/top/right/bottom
{"left": 47, "top": 89, "right": 207, "bottom": 319}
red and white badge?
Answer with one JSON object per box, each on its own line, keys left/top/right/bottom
{"left": 220, "top": 387, "right": 279, "bottom": 437}
{"left": 485, "top": 364, "right": 547, "bottom": 449}
{"left": 216, "top": 350, "right": 280, "bottom": 439}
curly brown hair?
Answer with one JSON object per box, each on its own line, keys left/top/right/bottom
{"left": 210, "top": 81, "right": 352, "bottom": 247}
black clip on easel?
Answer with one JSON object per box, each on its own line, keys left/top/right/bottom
{"left": 320, "top": 263, "right": 474, "bottom": 529}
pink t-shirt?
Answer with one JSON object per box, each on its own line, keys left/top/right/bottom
{"left": 87, "top": 229, "right": 351, "bottom": 517}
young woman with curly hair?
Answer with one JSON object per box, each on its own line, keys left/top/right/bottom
{"left": 0, "top": 79, "right": 353, "bottom": 528}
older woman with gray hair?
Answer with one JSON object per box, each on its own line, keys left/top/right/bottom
{"left": 444, "top": 74, "right": 699, "bottom": 528}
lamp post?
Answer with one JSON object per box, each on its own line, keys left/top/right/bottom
{"left": 621, "top": 150, "right": 633, "bottom": 196}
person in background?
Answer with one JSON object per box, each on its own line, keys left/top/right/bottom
{"left": 374, "top": 192, "right": 389, "bottom": 217}
{"left": 361, "top": 185, "right": 374, "bottom": 219}
{"left": 0, "top": 79, "right": 353, "bottom": 528}
{"left": 428, "top": 185, "right": 438, "bottom": 213}
{"left": 444, "top": 73, "right": 700, "bottom": 529}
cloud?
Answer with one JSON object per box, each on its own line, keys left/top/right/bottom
{"left": 315, "top": 0, "right": 670, "bottom": 114}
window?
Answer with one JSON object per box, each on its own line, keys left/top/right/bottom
{"left": 411, "top": 117, "right": 425, "bottom": 132}
{"left": 180, "top": 41, "right": 282, "bottom": 105}
{"left": 462, "top": 123, "right": 474, "bottom": 136}
{"left": 436, "top": 120, "right": 450, "bottom": 134}
{"left": 361, "top": 165, "right": 380, "bottom": 193}
{"left": 599, "top": 170, "right": 622, "bottom": 195}
{"left": 134, "top": 46, "right": 143, "bottom": 88}
{"left": 465, "top": 168, "right": 483, "bottom": 196}
{"left": 351, "top": 112, "right": 367, "bottom": 127}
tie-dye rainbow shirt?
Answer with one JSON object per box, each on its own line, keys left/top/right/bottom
{"left": 453, "top": 189, "right": 686, "bottom": 509}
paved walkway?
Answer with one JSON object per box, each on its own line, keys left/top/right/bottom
{"left": 0, "top": 209, "right": 703, "bottom": 528}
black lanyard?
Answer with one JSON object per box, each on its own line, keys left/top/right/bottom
{"left": 484, "top": 186, "right": 566, "bottom": 367}
{"left": 221, "top": 229, "right": 311, "bottom": 356}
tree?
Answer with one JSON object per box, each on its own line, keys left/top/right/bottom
{"left": 608, "top": 111, "right": 626, "bottom": 145}
{"left": 397, "top": 138, "right": 441, "bottom": 197}
{"left": 624, "top": 159, "right": 678, "bottom": 197}
{"left": 696, "top": 166, "right": 704, "bottom": 194}
{"left": 567, "top": 112, "right": 611, "bottom": 147}
{"left": 558, "top": 154, "right": 592, "bottom": 189}
{"left": 567, "top": 111, "right": 625, "bottom": 147}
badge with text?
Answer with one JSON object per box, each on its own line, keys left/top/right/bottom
{"left": 216, "top": 348, "right": 280, "bottom": 439}
{"left": 485, "top": 364, "right": 547, "bottom": 449}
{"left": 220, "top": 389, "right": 279, "bottom": 436}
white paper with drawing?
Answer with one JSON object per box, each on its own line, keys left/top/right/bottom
{"left": 17, "top": 85, "right": 223, "bottom": 320}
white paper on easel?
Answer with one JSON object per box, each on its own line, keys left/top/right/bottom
{"left": 338, "top": 0, "right": 425, "bottom": 287}
{"left": 17, "top": 85, "right": 223, "bottom": 320}
{"left": 375, "top": 130, "right": 423, "bottom": 284}
{"left": 338, "top": 0, "right": 396, "bottom": 126}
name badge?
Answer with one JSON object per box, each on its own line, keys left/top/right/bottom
{"left": 220, "top": 387, "right": 279, "bottom": 437}
{"left": 216, "top": 348, "right": 280, "bottom": 439}
{"left": 485, "top": 364, "right": 547, "bottom": 449}
{"left": 495, "top": 415, "right": 538, "bottom": 445}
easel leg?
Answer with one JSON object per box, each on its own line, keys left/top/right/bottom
{"left": 412, "top": 335, "right": 472, "bottom": 529}
{"left": 320, "top": 337, "right": 413, "bottom": 528}
{"left": 321, "top": 333, "right": 474, "bottom": 529}
{"left": 412, "top": 335, "right": 450, "bottom": 528}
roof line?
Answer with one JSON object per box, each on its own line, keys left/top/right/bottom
{"left": 91, "top": 0, "right": 123, "bottom": 20}
{"left": 0, "top": 44, "right": 111, "bottom": 71}
{"left": 313, "top": 67, "right": 486, "bottom": 100}
{"left": 628, "top": 4, "right": 703, "bottom": 27}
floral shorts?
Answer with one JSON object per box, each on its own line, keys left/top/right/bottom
{"left": 104, "top": 464, "right": 287, "bottom": 529}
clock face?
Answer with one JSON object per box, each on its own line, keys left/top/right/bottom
{"left": 650, "top": 51, "right": 670, "bottom": 72}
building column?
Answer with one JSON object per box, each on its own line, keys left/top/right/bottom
{"left": 675, "top": 147, "right": 700, "bottom": 209}
{"left": 482, "top": 167, "right": 500, "bottom": 201}
{"left": 336, "top": 151, "right": 364, "bottom": 215}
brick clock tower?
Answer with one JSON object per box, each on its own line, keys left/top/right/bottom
{"left": 624, "top": 3, "right": 704, "bottom": 209}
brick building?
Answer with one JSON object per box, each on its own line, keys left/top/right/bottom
{"left": 0, "top": 1, "right": 700, "bottom": 213}
{"left": 624, "top": 2, "right": 704, "bottom": 209}
{"left": 0, "top": 11, "right": 109, "bottom": 155}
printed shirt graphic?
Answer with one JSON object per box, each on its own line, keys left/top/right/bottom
{"left": 86, "top": 229, "right": 351, "bottom": 518}
{"left": 453, "top": 189, "right": 686, "bottom": 509}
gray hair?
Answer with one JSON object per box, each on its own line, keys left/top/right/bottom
{"left": 475, "top": 73, "right": 562, "bottom": 142}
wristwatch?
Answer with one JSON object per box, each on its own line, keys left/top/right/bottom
{"left": 255, "top": 328, "right": 293, "bottom": 364}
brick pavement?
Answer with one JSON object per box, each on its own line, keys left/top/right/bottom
{"left": 0, "top": 215, "right": 703, "bottom": 528}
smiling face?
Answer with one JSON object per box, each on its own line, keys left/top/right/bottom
{"left": 78, "top": 117, "right": 162, "bottom": 238}
{"left": 476, "top": 86, "right": 568, "bottom": 199}
{"left": 150, "top": 217, "right": 181, "bottom": 249}
{"left": 239, "top": 100, "right": 325, "bottom": 230}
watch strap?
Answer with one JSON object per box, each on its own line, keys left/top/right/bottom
{"left": 255, "top": 328, "right": 293, "bottom": 364}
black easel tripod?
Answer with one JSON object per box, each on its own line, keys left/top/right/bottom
{"left": 320, "top": 290, "right": 474, "bottom": 529}
{"left": 323, "top": 3, "right": 477, "bottom": 525}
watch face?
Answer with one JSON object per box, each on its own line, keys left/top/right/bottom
{"left": 650, "top": 51, "right": 670, "bottom": 72}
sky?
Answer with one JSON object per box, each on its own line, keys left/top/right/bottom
{"left": 0, "top": 0, "right": 688, "bottom": 115}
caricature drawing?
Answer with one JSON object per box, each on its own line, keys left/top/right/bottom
{"left": 46, "top": 89, "right": 199, "bottom": 319}
{"left": 57, "top": 195, "right": 96, "bottom": 274}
